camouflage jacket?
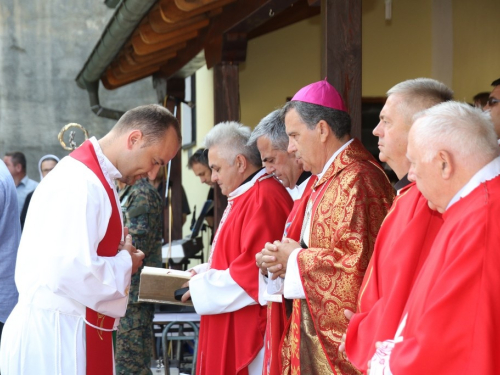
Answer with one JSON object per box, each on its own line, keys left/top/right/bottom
{"left": 118, "top": 178, "right": 163, "bottom": 304}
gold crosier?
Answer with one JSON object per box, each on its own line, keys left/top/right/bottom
{"left": 58, "top": 123, "right": 89, "bottom": 151}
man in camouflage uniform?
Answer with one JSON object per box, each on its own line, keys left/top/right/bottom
{"left": 115, "top": 177, "right": 163, "bottom": 375}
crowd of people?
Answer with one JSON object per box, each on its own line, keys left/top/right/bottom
{"left": 0, "top": 76, "right": 498, "bottom": 375}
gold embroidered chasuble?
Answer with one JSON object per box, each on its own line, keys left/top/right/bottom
{"left": 281, "top": 139, "right": 394, "bottom": 374}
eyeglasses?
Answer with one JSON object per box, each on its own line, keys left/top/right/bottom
{"left": 487, "top": 97, "right": 500, "bottom": 107}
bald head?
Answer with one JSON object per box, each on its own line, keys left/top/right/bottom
{"left": 407, "top": 101, "right": 499, "bottom": 212}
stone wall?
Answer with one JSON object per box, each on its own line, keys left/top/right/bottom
{"left": 0, "top": 0, "right": 157, "bottom": 181}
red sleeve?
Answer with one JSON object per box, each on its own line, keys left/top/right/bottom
{"left": 389, "top": 196, "right": 500, "bottom": 375}
{"left": 230, "top": 178, "right": 293, "bottom": 302}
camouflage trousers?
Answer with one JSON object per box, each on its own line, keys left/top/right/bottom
{"left": 115, "top": 304, "right": 155, "bottom": 375}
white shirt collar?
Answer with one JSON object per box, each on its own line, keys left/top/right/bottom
{"left": 228, "top": 168, "right": 267, "bottom": 200}
{"left": 89, "top": 137, "right": 122, "bottom": 189}
{"left": 316, "top": 138, "right": 354, "bottom": 181}
{"left": 447, "top": 156, "right": 500, "bottom": 210}
{"left": 286, "top": 176, "right": 311, "bottom": 201}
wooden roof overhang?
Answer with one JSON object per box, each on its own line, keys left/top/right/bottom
{"left": 76, "top": 0, "right": 361, "bottom": 237}
{"left": 76, "top": 0, "right": 320, "bottom": 100}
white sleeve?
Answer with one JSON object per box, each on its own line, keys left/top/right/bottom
{"left": 266, "top": 271, "right": 285, "bottom": 295}
{"left": 369, "top": 340, "right": 395, "bottom": 375}
{"left": 189, "top": 268, "right": 257, "bottom": 315}
{"left": 283, "top": 248, "right": 306, "bottom": 299}
{"left": 190, "top": 262, "right": 209, "bottom": 275}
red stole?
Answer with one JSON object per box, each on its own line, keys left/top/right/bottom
{"left": 345, "top": 183, "right": 443, "bottom": 373}
{"left": 70, "top": 140, "right": 122, "bottom": 375}
{"left": 263, "top": 176, "right": 317, "bottom": 375}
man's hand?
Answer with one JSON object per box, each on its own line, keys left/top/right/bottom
{"left": 339, "top": 309, "right": 355, "bottom": 353}
{"left": 255, "top": 248, "right": 269, "bottom": 276}
{"left": 121, "top": 234, "right": 145, "bottom": 274}
{"left": 181, "top": 279, "right": 191, "bottom": 303}
{"left": 261, "top": 238, "right": 301, "bottom": 280}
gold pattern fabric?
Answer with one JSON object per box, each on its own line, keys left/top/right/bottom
{"left": 283, "top": 139, "right": 394, "bottom": 374}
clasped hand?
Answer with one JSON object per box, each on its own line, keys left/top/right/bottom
{"left": 255, "top": 238, "right": 300, "bottom": 280}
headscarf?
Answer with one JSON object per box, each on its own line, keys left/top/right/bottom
{"left": 38, "top": 154, "right": 60, "bottom": 180}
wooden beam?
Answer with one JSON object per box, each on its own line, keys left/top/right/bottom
{"left": 139, "top": 18, "right": 210, "bottom": 44}
{"left": 160, "top": 0, "right": 235, "bottom": 24}
{"left": 321, "top": 0, "right": 362, "bottom": 140}
{"left": 164, "top": 78, "right": 186, "bottom": 242}
{"left": 204, "top": 0, "right": 297, "bottom": 68}
{"left": 210, "top": 62, "right": 240, "bottom": 231}
{"left": 248, "top": 0, "right": 320, "bottom": 40}
{"left": 174, "top": 0, "right": 220, "bottom": 12}
{"left": 132, "top": 30, "right": 199, "bottom": 56}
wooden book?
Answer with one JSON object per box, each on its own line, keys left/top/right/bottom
{"left": 138, "top": 266, "right": 193, "bottom": 306}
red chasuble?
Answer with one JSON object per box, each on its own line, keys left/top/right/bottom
{"left": 196, "top": 174, "right": 293, "bottom": 375}
{"left": 70, "top": 140, "right": 122, "bottom": 375}
{"left": 281, "top": 139, "right": 394, "bottom": 375}
{"left": 263, "top": 176, "right": 317, "bottom": 375}
{"left": 385, "top": 177, "right": 500, "bottom": 374}
{"left": 345, "top": 182, "right": 443, "bottom": 373}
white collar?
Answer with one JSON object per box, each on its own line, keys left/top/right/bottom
{"left": 447, "top": 156, "right": 500, "bottom": 210}
{"left": 89, "top": 137, "right": 122, "bottom": 189}
{"left": 228, "top": 168, "right": 267, "bottom": 200}
{"left": 316, "top": 138, "right": 354, "bottom": 181}
{"left": 286, "top": 176, "right": 311, "bottom": 200}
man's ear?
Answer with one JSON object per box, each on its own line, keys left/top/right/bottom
{"left": 235, "top": 154, "right": 247, "bottom": 173}
{"left": 438, "top": 150, "right": 453, "bottom": 179}
{"left": 14, "top": 163, "right": 22, "bottom": 173}
{"left": 318, "top": 120, "right": 330, "bottom": 143}
{"left": 127, "top": 130, "right": 143, "bottom": 150}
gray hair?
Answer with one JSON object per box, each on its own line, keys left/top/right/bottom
{"left": 247, "top": 110, "right": 288, "bottom": 152}
{"left": 281, "top": 101, "right": 351, "bottom": 139}
{"left": 411, "top": 101, "right": 499, "bottom": 165}
{"left": 387, "top": 78, "right": 453, "bottom": 124}
{"left": 204, "top": 121, "right": 262, "bottom": 167}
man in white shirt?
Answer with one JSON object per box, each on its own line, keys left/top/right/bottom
{"left": 0, "top": 104, "right": 181, "bottom": 375}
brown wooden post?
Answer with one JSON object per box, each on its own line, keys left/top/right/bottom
{"left": 212, "top": 62, "right": 240, "bottom": 232}
{"left": 154, "top": 76, "right": 185, "bottom": 243}
{"left": 321, "top": 0, "right": 362, "bottom": 140}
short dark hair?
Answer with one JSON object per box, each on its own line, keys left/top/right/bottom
{"left": 281, "top": 101, "right": 351, "bottom": 139}
{"left": 187, "top": 148, "right": 209, "bottom": 169}
{"left": 5, "top": 151, "right": 26, "bottom": 172}
{"left": 491, "top": 78, "right": 500, "bottom": 87}
{"left": 114, "top": 104, "right": 181, "bottom": 145}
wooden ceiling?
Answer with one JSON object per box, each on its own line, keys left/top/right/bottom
{"left": 101, "top": 0, "right": 319, "bottom": 90}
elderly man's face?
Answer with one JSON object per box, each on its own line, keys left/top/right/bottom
{"left": 373, "top": 94, "right": 411, "bottom": 178}
{"left": 208, "top": 145, "right": 242, "bottom": 196}
{"left": 407, "top": 125, "right": 445, "bottom": 212}
{"left": 484, "top": 85, "right": 500, "bottom": 138}
{"left": 285, "top": 108, "right": 322, "bottom": 175}
{"left": 256, "top": 136, "right": 302, "bottom": 188}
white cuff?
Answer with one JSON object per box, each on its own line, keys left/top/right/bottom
{"left": 190, "top": 268, "right": 256, "bottom": 315}
{"left": 283, "top": 248, "right": 306, "bottom": 299}
{"left": 190, "top": 262, "right": 209, "bottom": 275}
{"left": 266, "top": 271, "right": 284, "bottom": 295}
